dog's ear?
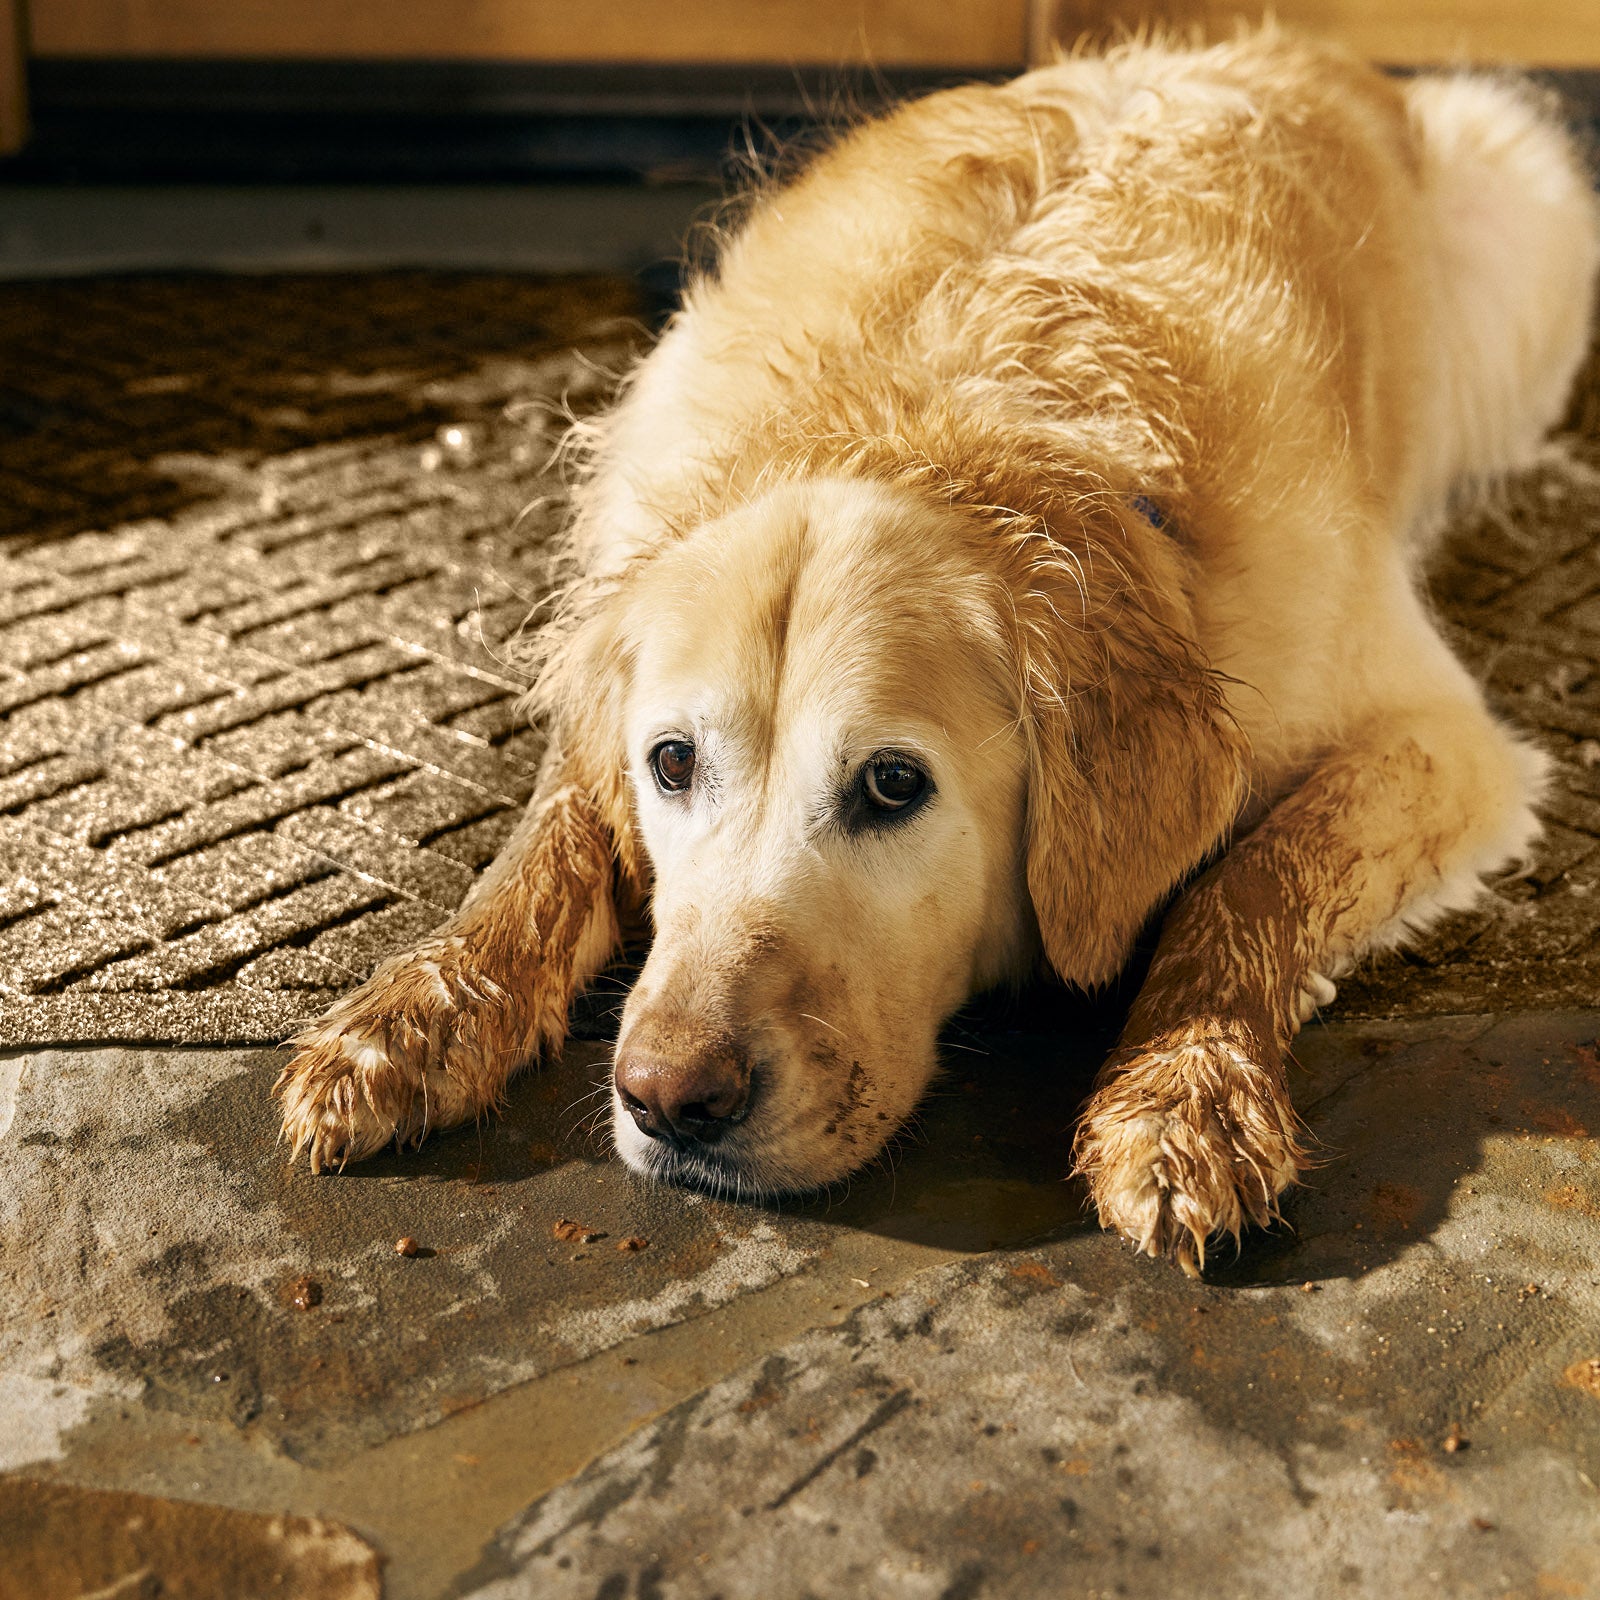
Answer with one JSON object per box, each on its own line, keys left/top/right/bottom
{"left": 522, "top": 577, "right": 649, "bottom": 910}
{"left": 1012, "top": 516, "right": 1249, "bottom": 989}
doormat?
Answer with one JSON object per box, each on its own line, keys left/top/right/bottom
{"left": 0, "top": 272, "right": 638, "bottom": 1043}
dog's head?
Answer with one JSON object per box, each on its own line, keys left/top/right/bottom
{"left": 553, "top": 476, "right": 1244, "bottom": 1193}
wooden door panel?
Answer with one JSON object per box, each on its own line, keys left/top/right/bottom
{"left": 1040, "top": 0, "right": 1600, "bottom": 68}
{"left": 28, "top": 0, "right": 1031, "bottom": 67}
{"left": 1, "top": 0, "right": 25, "bottom": 152}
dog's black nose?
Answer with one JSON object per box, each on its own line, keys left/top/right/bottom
{"left": 615, "top": 1049, "right": 750, "bottom": 1147}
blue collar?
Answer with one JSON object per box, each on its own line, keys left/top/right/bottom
{"left": 1130, "top": 495, "right": 1167, "bottom": 531}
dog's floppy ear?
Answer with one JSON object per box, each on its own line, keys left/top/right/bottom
{"left": 1011, "top": 514, "right": 1249, "bottom": 990}
{"left": 522, "top": 574, "right": 650, "bottom": 911}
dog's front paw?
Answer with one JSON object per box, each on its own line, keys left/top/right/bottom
{"left": 275, "top": 936, "right": 512, "bottom": 1172}
{"left": 1073, "top": 1024, "right": 1305, "bottom": 1275}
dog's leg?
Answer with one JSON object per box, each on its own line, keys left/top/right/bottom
{"left": 1074, "top": 698, "right": 1542, "bottom": 1273}
{"left": 275, "top": 758, "right": 621, "bottom": 1172}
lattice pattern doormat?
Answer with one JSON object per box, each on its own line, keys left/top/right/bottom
{"left": 0, "top": 273, "right": 639, "bottom": 1044}
{"left": 1, "top": 274, "right": 1599, "bottom": 1045}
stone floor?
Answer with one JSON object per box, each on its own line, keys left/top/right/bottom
{"left": 1, "top": 272, "right": 1599, "bottom": 1598}
{"left": 3, "top": 1007, "right": 1599, "bottom": 1597}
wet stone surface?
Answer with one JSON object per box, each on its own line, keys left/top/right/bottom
{"left": 3, "top": 1006, "right": 1598, "bottom": 1597}
{"left": 0, "top": 988, "right": 1104, "bottom": 1468}
{"left": 459, "top": 1012, "right": 1600, "bottom": 1600}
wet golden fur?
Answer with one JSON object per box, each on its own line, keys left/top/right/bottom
{"left": 278, "top": 30, "right": 1598, "bottom": 1271}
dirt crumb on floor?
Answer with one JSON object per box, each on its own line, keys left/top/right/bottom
{"left": 553, "top": 1218, "right": 606, "bottom": 1244}
{"left": 1564, "top": 1355, "right": 1600, "bottom": 1401}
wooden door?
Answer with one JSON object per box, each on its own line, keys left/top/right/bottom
{"left": 1037, "top": 0, "right": 1600, "bottom": 67}
{"left": 25, "top": 0, "right": 1033, "bottom": 67}
{"left": 1, "top": 0, "right": 25, "bottom": 153}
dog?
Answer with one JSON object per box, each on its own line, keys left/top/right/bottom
{"left": 276, "top": 29, "right": 1599, "bottom": 1272}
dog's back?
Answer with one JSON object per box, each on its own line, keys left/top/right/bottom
{"left": 585, "top": 33, "right": 1592, "bottom": 563}
{"left": 573, "top": 31, "right": 1595, "bottom": 773}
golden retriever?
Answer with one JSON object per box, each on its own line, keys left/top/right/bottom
{"left": 276, "top": 29, "right": 1599, "bottom": 1272}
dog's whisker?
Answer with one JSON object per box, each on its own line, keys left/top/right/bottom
{"left": 797, "top": 1012, "right": 845, "bottom": 1037}
{"left": 560, "top": 1082, "right": 613, "bottom": 1120}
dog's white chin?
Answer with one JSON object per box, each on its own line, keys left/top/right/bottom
{"left": 608, "top": 1097, "right": 885, "bottom": 1198}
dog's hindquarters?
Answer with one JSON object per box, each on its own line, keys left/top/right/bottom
{"left": 1405, "top": 73, "right": 1599, "bottom": 519}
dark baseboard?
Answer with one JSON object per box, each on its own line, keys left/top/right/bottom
{"left": 7, "top": 57, "right": 1011, "bottom": 184}
{"left": 5, "top": 56, "right": 1595, "bottom": 187}
{"left": 26, "top": 56, "right": 1009, "bottom": 119}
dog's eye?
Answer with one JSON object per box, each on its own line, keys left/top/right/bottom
{"left": 863, "top": 755, "right": 927, "bottom": 812}
{"left": 650, "top": 740, "right": 696, "bottom": 792}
